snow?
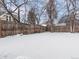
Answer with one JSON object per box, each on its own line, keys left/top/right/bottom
{"left": 41, "top": 24, "right": 47, "bottom": 26}
{"left": 0, "top": 32, "right": 79, "bottom": 59}
{"left": 55, "top": 23, "right": 66, "bottom": 26}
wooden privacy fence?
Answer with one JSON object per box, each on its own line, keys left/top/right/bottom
{"left": 54, "top": 26, "right": 70, "bottom": 32}
{"left": 0, "top": 20, "right": 46, "bottom": 37}
{"left": 1, "top": 20, "right": 79, "bottom": 37}
{"left": 47, "top": 25, "right": 70, "bottom": 32}
{"left": 47, "top": 22, "right": 79, "bottom": 32}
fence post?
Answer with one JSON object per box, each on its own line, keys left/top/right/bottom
{"left": 0, "top": 19, "right": 2, "bottom": 37}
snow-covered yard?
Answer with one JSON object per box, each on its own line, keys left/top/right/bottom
{"left": 0, "top": 32, "right": 79, "bottom": 59}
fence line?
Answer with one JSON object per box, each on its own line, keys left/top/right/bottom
{"left": 0, "top": 20, "right": 46, "bottom": 37}
{"left": 1, "top": 20, "right": 79, "bottom": 37}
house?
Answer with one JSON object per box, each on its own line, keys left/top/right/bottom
{"left": 59, "top": 10, "right": 79, "bottom": 23}
{"left": 58, "top": 10, "right": 79, "bottom": 32}
{"left": 0, "top": 13, "right": 18, "bottom": 23}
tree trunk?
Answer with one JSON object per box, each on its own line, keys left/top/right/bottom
{"left": 18, "top": 8, "right": 20, "bottom": 22}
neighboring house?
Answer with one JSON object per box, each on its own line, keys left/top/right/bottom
{"left": 55, "top": 23, "right": 66, "bottom": 26}
{"left": 0, "top": 13, "right": 18, "bottom": 22}
{"left": 41, "top": 20, "right": 52, "bottom": 26}
{"left": 59, "top": 10, "right": 79, "bottom": 24}
{"left": 59, "top": 15, "right": 68, "bottom": 23}
{"left": 58, "top": 10, "right": 79, "bottom": 32}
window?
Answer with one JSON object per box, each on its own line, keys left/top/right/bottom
{"left": 9, "top": 16, "right": 11, "bottom": 22}
{"left": 6, "top": 16, "right": 8, "bottom": 21}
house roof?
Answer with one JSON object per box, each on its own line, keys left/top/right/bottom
{"left": 55, "top": 23, "right": 66, "bottom": 26}
{"left": 59, "top": 10, "right": 79, "bottom": 23}
{"left": 58, "top": 15, "right": 69, "bottom": 23}
{"left": 0, "top": 12, "right": 18, "bottom": 18}
{"left": 41, "top": 24, "right": 47, "bottom": 27}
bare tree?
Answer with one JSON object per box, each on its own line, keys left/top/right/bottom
{"left": 46, "top": 0, "right": 57, "bottom": 32}
{"left": 24, "top": 0, "right": 27, "bottom": 23}
{"left": 65, "top": 0, "right": 77, "bottom": 32}
{"left": 0, "top": 0, "right": 28, "bottom": 23}
{"left": 27, "top": 8, "right": 37, "bottom": 25}
{"left": 27, "top": 8, "right": 37, "bottom": 32}
{"left": 0, "top": 0, "right": 5, "bottom": 15}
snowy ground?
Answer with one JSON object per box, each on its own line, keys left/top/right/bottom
{"left": 0, "top": 32, "right": 79, "bottom": 59}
